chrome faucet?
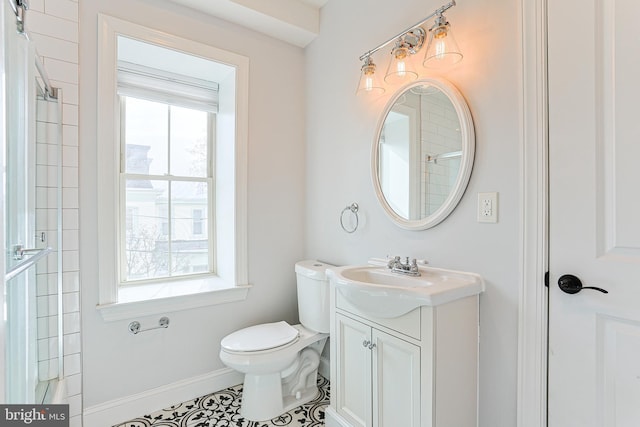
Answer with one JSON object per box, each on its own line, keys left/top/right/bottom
{"left": 387, "top": 256, "right": 421, "bottom": 276}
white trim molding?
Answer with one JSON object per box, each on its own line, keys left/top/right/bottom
{"left": 83, "top": 368, "right": 243, "bottom": 427}
{"left": 517, "top": 0, "right": 549, "bottom": 426}
{"left": 95, "top": 14, "right": 250, "bottom": 316}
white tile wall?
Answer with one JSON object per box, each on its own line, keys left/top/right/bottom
{"left": 43, "top": 0, "right": 79, "bottom": 23}
{"left": 420, "top": 92, "right": 463, "bottom": 216}
{"left": 30, "top": 34, "right": 78, "bottom": 63}
{"left": 28, "top": 12, "right": 78, "bottom": 43}
{"left": 26, "top": 0, "right": 81, "bottom": 423}
{"left": 35, "top": 91, "right": 61, "bottom": 384}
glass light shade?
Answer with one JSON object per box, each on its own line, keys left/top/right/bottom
{"left": 384, "top": 45, "right": 419, "bottom": 85}
{"left": 423, "top": 22, "right": 463, "bottom": 68}
{"left": 356, "top": 58, "right": 385, "bottom": 95}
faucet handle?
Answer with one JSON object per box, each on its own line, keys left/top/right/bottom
{"left": 387, "top": 255, "right": 401, "bottom": 269}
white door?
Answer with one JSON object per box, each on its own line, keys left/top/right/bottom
{"left": 335, "top": 313, "right": 372, "bottom": 427}
{"left": 547, "top": 0, "right": 640, "bottom": 425}
{"left": 372, "top": 329, "right": 420, "bottom": 427}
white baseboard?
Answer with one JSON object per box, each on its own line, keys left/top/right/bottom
{"left": 83, "top": 368, "right": 243, "bottom": 427}
{"left": 325, "top": 406, "right": 350, "bottom": 427}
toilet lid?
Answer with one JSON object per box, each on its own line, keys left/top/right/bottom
{"left": 221, "top": 321, "right": 299, "bottom": 352}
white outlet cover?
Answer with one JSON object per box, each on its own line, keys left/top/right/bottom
{"left": 477, "top": 192, "right": 498, "bottom": 223}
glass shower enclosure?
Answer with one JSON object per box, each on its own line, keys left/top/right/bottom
{"left": 2, "top": 0, "right": 65, "bottom": 404}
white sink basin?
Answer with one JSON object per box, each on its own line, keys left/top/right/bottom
{"left": 327, "top": 264, "right": 484, "bottom": 318}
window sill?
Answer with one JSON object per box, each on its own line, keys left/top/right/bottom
{"left": 96, "top": 276, "right": 251, "bottom": 321}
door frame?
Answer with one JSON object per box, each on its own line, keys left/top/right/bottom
{"left": 518, "top": 0, "right": 549, "bottom": 426}
{"left": 0, "top": 0, "right": 7, "bottom": 404}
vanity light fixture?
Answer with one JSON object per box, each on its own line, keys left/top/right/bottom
{"left": 357, "top": 0, "right": 461, "bottom": 95}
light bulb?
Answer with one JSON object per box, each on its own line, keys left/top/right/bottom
{"left": 365, "top": 73, "right": 375, "bottom": 91}
{"left": 384, "top": 43, "right": 418, "bottom": 85}
{"left": 435, "top": 38, "right": 447, "bottom": 59}
{"left": 394, "top": 47, "right": 408, "bottom": 76}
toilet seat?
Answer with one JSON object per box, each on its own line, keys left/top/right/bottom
{"left": 221, "top": 321, "right": 299, "bottom": 352}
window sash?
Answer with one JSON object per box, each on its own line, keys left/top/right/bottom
{"left": 118, "top": 95, "right": 215, "bottom": 286}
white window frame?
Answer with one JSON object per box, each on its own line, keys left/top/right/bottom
{"left": 95, "top": 15, "right": 250, "bottom": 321}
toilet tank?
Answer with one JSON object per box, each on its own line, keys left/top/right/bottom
{"left": 295, "top": 260, "right": 332, "bottom": 333}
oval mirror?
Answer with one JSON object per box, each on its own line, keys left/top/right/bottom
{"left": 372, "top": 78, "right": 475, "bottom": 230}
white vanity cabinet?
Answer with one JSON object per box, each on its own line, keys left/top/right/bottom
{"left": 335, "top": 313, "right": 421, "bottom": 427}
{"left": 327, "top": 285, "right": 479, "bottom": 427}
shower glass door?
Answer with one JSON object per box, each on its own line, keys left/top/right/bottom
{"left": 4, "top": 0, "right": 37, "bottom": 404}
{"left": 3, "top": 0, "right": 62, "bottom": 404}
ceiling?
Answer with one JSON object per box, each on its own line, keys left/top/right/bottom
{"left": 168, "top": 0, "right": 329, "bottom": 48}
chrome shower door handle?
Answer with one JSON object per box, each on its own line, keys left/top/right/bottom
{"left": 12, "top": 244, "right": 44, "bottom": 260}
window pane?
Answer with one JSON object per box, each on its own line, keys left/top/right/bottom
{"left": 123, "top": 97, "right": 168, "bottom": 175}
{"left": 192, "top": 209, "right": 203, "bottom": 235}
{"left": 170, "top": 181, "right": 209, "bottom": 275}
{"left": 169, "top": 106, "right": 208, "bottom": 177}
{"left": 124, "top": 179, "right": 169, "bottom": 281}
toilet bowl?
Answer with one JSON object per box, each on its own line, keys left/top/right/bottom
{"left": 219, "top": 260, "right": 332, "bottom": 421}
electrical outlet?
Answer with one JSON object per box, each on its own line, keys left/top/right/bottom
{"left": 478, "top": 192, "right": 498, "bottom": 223}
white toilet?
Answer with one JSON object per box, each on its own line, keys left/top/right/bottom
{"left": 219, "top": 260, "right": 331, "bottom": 421}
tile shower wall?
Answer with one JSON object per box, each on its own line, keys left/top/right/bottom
{"left": 35, "top": 97, "right": 61, "bottom": 383}
{"left": 27, "top": 1, "right": 81, "bottom": 425}
{"left": 420, "top": 91, "right": 462, "bottom": 217}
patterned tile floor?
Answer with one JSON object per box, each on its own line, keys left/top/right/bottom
{"left": 114, "top": 376, "right": 330, "bottom": 427}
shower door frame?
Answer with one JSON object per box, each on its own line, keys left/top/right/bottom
{"left": 0, "top": 0, "right": 7, "bottom": 404}
{"left": 3, "top": 1, "right": 39, "bottom": 403}
{"left": 2, "top": 0, "right": 64, "bottom": 404}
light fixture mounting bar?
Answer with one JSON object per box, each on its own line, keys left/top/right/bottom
{"left": 358, "top": 0, "right": 457, "bottom": 62}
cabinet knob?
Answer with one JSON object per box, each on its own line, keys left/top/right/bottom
{"left": 362, "top": 340, "right": 376, "bottom": 350}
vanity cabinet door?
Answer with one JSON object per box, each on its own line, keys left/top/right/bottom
{"left": 335, "top": 314, "right": 372, "bottom": 427}
{"left": 336, "top": 313, "right": 421, "bottom": 427}
{"left": 372, "top": 329, "right": 421, "bottom": 427}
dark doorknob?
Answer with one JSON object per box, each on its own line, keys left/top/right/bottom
{"left": 558, "top": 274, "right": 608, "bottom": 294}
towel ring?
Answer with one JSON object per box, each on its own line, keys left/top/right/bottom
{"left": 340, "top": 203, "right": 359, "bottom": 233}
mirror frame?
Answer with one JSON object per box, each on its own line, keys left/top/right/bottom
{"left": 371, "top": 77, "right": 475, "bottom": 230}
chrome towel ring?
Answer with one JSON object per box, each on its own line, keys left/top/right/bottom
{"left": 340, "top": 203, "right": 359, "bottom": 233}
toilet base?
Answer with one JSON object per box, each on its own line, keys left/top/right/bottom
{"left": 238, "top": 340, "right": 327, "bottom": 421}
{"left": 240, "top": 373, "right": 320, "bottom": 421}
{"left": 240, "top": 372, "right": 284, "bottom": 421}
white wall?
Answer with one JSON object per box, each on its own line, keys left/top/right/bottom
{"left": 78, "top": 0, "right": 307, "bottom": 420}
{"left": 75, "top": 0, "right": 523, "bottom": 425}
{"left": 304, "top": 1, "right": 521, "bottom": 426}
